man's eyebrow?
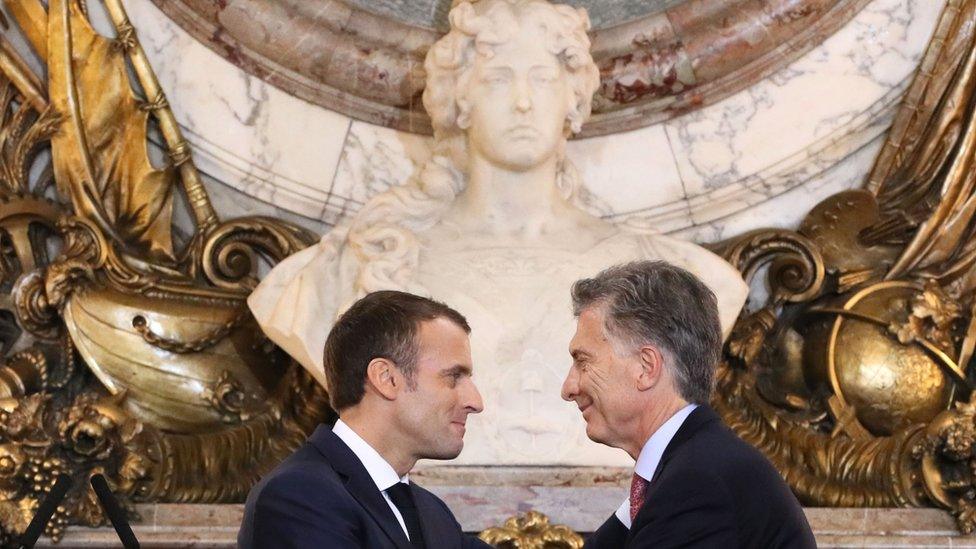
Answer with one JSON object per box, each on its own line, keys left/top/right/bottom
{"left": 443, "top": 364, "right": 473, "bottom": 376}
{"left": 570, "top": 349, "right": 589, "bottom": 361}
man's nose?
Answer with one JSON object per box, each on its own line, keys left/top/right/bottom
{"left": 560, "top": 368, "right": 579, "bottom": 402}
{"left": 465, "top": 379, "right": 485, "bottom": 414}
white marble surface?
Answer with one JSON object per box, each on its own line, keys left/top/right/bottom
{"left": 330, "top": 121, "right": 433, "bottom": 222}
{"left": 127, "top": 0, "right": 353, "bottom": 224}
{"left": 124, "top": 0, "right": 944, "bottom": 239}
{"left": 654, "top": 0, "right": 941, "bottom": 237}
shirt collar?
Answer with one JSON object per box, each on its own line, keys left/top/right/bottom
{"left": 333, "top": 419, "right": 409, "bottom": 491}
{"left": 633, "top": 403, "right": 698, "bottom": 482}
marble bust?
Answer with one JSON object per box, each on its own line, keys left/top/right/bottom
{"left": 248, "top": 0, "right": 748, "bottom": 465}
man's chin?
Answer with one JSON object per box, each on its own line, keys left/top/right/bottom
{"left": 420, "top": 442, "right": 464, "bottom": 461}
{"left": 584, "top": 423, "right": 609, "bottom": 446}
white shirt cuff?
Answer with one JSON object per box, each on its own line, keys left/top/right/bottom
{"left": 615, "top": 497, "right": 632, "bottom": 529}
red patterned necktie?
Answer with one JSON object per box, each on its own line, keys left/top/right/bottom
{"left": 629, "top": 473, "right": 650, "bottom": 523}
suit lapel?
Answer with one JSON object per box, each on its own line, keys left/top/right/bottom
{"left": 309, "top": 426, "right": 412, "bottom": 549}
{"left": 413, "top": 488, "right": 453, "bottom": 547}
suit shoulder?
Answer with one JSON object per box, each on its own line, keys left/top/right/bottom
{"left": 248, "top": 444, "right": 347, "bottom": 508}
{"left": 239, "top": 444, "right": 367, "bottom": 549}
{"left": 664, "top": 420, "right": 812, "bottom": 532}
{"left": 676, "top": 420, "right": 780, "bottom": 473}
{"left": 658, "top": 420, "right": 798, "bottom": 507}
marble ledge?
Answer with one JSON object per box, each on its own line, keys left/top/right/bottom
{"left": 36, "top": 505, "right": 976, "bottom": 548}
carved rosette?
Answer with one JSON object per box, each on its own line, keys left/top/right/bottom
{"left": 913, "top": 399, "right": 976, "bottom": 533}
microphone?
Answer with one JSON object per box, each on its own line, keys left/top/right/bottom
{"left": 90, "top": 474, "right": 140, "bottom": 549}
{"left": 19, "top": 474, "right": 72, "bottom": 548}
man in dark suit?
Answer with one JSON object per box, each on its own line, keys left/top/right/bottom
{"left": 561, "top": 261, "right": 816, "bottom": 548}
{"left": 239, "top": 291, "right": 491, "bottom": 548}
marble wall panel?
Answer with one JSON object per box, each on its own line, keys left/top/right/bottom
{"left": 566, "top": 124, "right": 686, "bottom": 218}
{"left": 128, "top": 0, "right": 353, "bottom": 224}
{"left": 664, "top": 0, "right": 936, "bottom": 194}
{"left": 124, "top": 0, "right": 942, "bottom": 245}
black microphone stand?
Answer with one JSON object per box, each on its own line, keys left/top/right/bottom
{"left": 18, "top": 473, "right": 140, "bottom": 548}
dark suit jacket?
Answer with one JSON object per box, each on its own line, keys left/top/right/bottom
{"left": 586, "top": 406, "right": 816, "bottom": 549}
{"left": 238, "top": 424, "right": 490, "bottom": 549}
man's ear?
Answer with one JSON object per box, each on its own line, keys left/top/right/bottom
{"left": 636, "top": 345, "right": 665, "bottom": 391}
{"left": 365, "top": 358, "right": 400, "bottom": 401}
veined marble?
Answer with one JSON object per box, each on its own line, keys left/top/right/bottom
{"left": 123, "top": 0, "right": 944, "bottom": 240}
{"left": 656, "top": 0, "right": 940, "bottom": 234}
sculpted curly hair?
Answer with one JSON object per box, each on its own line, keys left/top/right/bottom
{"left": 345, "top": 0, "right": 601, "bottom": 297}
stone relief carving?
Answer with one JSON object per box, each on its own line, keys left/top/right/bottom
{"left": 248, "top": 0, "right": 749, "bottom": 466}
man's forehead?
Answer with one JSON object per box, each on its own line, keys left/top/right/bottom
{"left": 570, "top": 305, "right": 614, "bottom": 349}
{"left": 416, "top": 319, "right": 472, "bottom": 358}
{"left": 577, "top": 305, "right": 607, "bottom": 328}
{"left": 569, "top": 314, "right": 595, "bottom": 353}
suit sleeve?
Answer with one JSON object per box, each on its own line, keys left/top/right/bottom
{"left": 627, "top": 469, "right": 738, "bottom": 548}
{"left": 584, "top": 514, "right": 629, "bottom": 549}
{"left": 243, "top": 471, "right": 362, "bottom": 549}
{"left": 464, "top": 535, "right": 495, "bottom": 548}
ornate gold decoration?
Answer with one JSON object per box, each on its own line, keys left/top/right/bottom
{"left": 914, "top": 397, "right": 976, "bottom": 533}
{"left": 803, "top": 281, "right": 963, "bottom": 436}
{"left": 708, "top": 0, "right": 976, "bottom": 533}
{"left": 479, "top": 511, "right": 583, "bottom": 549}
{"left": 201, "top": 370, "right": 264, "bottom": 424}
{"left": 1, "top": 0, "right": 976, "bottom": 543}
{"left": 0, "top": 0, "right": 332, "bottom": 541}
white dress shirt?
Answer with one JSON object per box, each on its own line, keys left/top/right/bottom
{"left": 615, "top": 403, "right": 698, "bottom": 528}
{"left": 332, "top": 419, "right": 412, "bottom": 539}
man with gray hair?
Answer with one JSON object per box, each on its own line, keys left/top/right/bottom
{"left": 561, "top": 261, "right": 815, "bottom": 548}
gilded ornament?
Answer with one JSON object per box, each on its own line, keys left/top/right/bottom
{"left": 799, "top": 281, "right": 961, "bottom": 436}
{"left": 479, "top": 511, "right": 583, "bottom": 549}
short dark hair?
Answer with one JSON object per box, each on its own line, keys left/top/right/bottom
{"left": 570, "top": 260, "right": 722, "bottom": 405}
{"left": 322, "top": 290, "right": 470, "bottom": 411}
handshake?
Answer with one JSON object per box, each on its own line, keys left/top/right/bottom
{"left": 237, "top": 261, "right": 816, "bottom": 549}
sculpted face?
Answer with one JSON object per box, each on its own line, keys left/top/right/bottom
{"left": 464, "top": 20, "right": 573, "bottom": 172}
{"left": 396, "top": 317, "right": 484, "bottom": 460}
{"left": 561, "top": 305, "right": 641, "bottom": 449}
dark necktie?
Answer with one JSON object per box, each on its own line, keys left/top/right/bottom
{"left": 386, "top": 482, "right": 426, "bottom": 549}
{"left": 629, "top": 473, "right": 650, "bottom": 523}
